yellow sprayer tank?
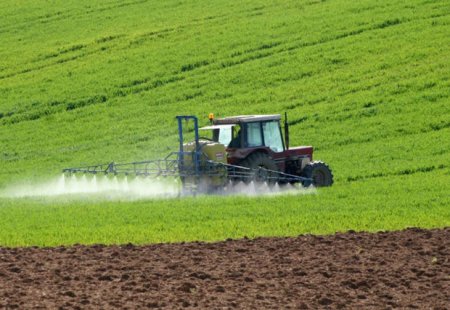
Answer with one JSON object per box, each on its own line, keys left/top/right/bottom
{"left": 181, "top": 140, "right": 227, "bottom": 188}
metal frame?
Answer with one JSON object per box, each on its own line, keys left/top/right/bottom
{"left": 63, "top": 156, "right": 310, "bottom": 183}
{"left": 176, "top": 115, "right": 201, "bottom": 177}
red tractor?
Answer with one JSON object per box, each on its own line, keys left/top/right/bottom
{"left": 198, "top": 113, "right": 333, "bottom": 187}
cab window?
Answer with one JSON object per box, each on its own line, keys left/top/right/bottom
{"left": 228, "top": 126, "right": 242, "bottom": 148}
{"left": 218, "top": 127, "right": 232, "bottom": 146}
{"left": 262, "top": 121, "right": 284, "bottom": 152}
{"left": 246, "top": 122, "right": 263, "bottom": 147}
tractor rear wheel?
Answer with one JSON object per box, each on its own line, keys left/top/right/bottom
{"left": 301, "top": 161, "right": 333, "bottom": 187}
{"left": 239, "top": 152, "right": 279, "bottom": 183}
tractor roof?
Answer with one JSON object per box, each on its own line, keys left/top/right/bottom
{"left": 213, "top": 114, "right": 280, "bottom": 125}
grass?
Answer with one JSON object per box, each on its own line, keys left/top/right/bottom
{"left": 0, "top": 170, "right": 448, "bottom": 247}
{"left": 0, "top": 0, "right": 449, "bottom": 246}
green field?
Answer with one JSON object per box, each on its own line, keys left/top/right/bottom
{"left": 0, "top": 0, "right": 449, "bottom": 246}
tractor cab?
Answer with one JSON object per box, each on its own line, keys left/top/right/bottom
{"left": 199, "top": 114, "right": 307, "bottom": 171}
{"left": 200, "top": 115, "right": 285, "bottom": 151}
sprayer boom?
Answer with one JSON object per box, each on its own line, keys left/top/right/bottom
{"left": 63, "top": 153, "right": 181, "bottom": 177}
{"left": 63, "top": 153, "right": 310, "bottom": 183}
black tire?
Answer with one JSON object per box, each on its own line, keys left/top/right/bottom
{"left": 301, "top": 161, "right": 333, "bottom": 187}
{"left": 239, "top": 152, "right": 279, "bottom": 183}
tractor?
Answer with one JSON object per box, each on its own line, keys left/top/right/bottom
{"left": 63, "top": 113, "right": 333, "bottom": 194}
{"left": 193, "top": 113, "right": 333, "bottom": 187}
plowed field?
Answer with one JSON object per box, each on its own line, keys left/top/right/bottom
{"left": 1, "top": 228, "right": 448, "bottom": 309}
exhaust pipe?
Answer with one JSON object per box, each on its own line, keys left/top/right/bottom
{"left": 284, "top": 112, "right": 289, "bottom": 150}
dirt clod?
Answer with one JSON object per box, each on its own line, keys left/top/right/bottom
{"left": 64, "top": 291, "right": 76, "bottom": 298}
{"left": 179, "top": 282, "right": 196, "bottom": 293}
{"left": 318, "top": 297, "right": 333, "bottom": 305}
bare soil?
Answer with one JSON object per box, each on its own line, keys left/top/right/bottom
{"left": 0, "top": 228, "right": 448, "bottom": 309}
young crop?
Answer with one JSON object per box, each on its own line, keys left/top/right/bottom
{"left": 0, "top": 0, "right": 449, "bottom": 246}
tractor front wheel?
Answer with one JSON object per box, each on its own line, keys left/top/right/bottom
{"left": 301, "top": 161, "right": 333, "bottom": 187}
